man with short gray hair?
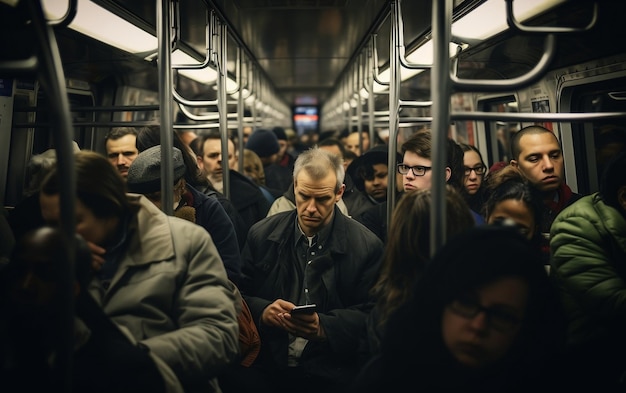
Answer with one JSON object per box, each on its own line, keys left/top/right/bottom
{"left": 221, "top": 147, "right": 384, "bottom": 393}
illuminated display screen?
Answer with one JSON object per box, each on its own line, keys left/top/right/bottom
{"left": 293, "top": 106, "right": 319, "bottom": 135}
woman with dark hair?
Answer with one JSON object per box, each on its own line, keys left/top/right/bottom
{"left": 366, "top": 186, "right": 475, "bottom": 354}
{"left": 353, "top": 223, "right": 566, "bottom": 392}
{"left": 460, "top": 143, "right": 487, "bottom": 214}
{"left": 483, "top": 165, "right": 544, "bottom": 252}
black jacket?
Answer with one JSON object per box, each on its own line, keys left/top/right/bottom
{"left": 241, "top": 208, "right": 384, "bottom": 380}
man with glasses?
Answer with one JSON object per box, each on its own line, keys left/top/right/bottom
{"left": 356, "top": 131, "right": 469, "bottom": 243}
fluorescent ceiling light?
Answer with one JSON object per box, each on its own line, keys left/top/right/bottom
{"left": 172, "top": 50, "right": 220, "bottom": 84}
{"left": 372, "top": 0, "right": 564, "bottom": 90}
{"left": 42, "top": 0, "right": 157, "bottom": 53}
{"left": 452, "top": 0, "right": 566, "bottom": 41}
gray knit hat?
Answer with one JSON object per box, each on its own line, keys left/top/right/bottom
{"left": 127, "top": 145, "right": 186, "bottom": 194}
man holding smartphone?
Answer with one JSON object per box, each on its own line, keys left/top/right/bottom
{"left": 219, "top": 147, "right": 384, "bottom": 393}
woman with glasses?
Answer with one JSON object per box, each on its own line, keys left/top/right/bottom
{"left": 460, "top": 143, "right": 488, "bottom": 215}
{"left": 352, "top": 223, "right": 566, "bottom": 392}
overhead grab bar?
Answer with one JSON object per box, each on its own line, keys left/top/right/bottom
{"left": 372, "top": 35, "right": 390, "bottom": 86}
{"left": 46, "top": 0, "right": 77, "bottom": 28}
{"left": 396, "top": 0, "right": 432, "bottom": 70}
{"left": 172, "top": 88, "right": 218, "bottom": 107}
{"left": 507, "top": 0, "right": 598, "bottom": 34}
{"left": 171, "top": 7, "right": 214, "bottom": 70}
{"left": 451, "top": 111, "right": 626, "bottom": 122}
{"left": 451, "top": 33, "right": 556, "bottom": 92}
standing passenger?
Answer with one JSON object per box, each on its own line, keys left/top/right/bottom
{"left": 266, "top": 139, "right": 351, "bottom": 217}
{"left": 357, "top": 131, "right": 474, "bottom": 243}
{"left": 352, "top": 223, "right": 566, "bottom": 392}
{"left": 104, "top": 127, "right": 139, "bottom": 180}
{"left": 366, "top": 186, "right": 475, "bottom": 354}
{"left": 345, "top": 145, "right": 401, "bottom": 218}
{"left": 509, "top": 125, "right": 582, "bottom": 261}
{"left": 38, "top": 151, "right": 239, "bottom": 393}
{"left": 126, "top": 145, "right": 242, "bottom": 284}
{"left": 483, "top": 165, "right": 543, "bottom": 245}
{"left": 191, "top": 130, "right": 271, "bottom": 235}
{"left": 460, "top": 143, "right": 488, "bottom": 214}
{"left": 247, "top": 128, "right": 292, "bottom": 195}
{"left": 224, "top": 147, "right": 384, "bottom": 393}
{"left": 135, "top": 125, "right": 248, "bottom": 251}
{"left": 550, "top": 151, "right": 626, "bottom": 390}
{"left": 264, "top": 127, "right": 295, "bottom": 194}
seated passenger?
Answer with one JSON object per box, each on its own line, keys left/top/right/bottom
{"left": 223, "top": 147, "right": 384, "bottom": 393}
{"left": 126, "top": 145, "right": 242, "bottom": 284}
{"left": 352, "top": 223, "right": 566, "bottom": 392}
{"left": 38, "top": 151, "right": 239, "bottom": 393}
{"left": 550, "top": 151, "right": 626, "bottom": 390}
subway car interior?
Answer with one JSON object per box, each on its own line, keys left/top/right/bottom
{"left": 2, "top": 0, "right": 626, "bottom": 209}
{"left": 1, "top": 0, "right": 626, "bottom": 391}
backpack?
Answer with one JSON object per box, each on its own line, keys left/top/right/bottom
{"left": 228, "top": 282, "right": 260, "bottom": 367}
{"left": 237, "top": 296, "right": 261, "bottom": 367}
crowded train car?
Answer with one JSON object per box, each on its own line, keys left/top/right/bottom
{"left": 1, "top": 0, "right": 626, "bottom": 391}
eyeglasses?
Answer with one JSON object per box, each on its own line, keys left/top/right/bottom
{"left": 464, "top": 165, "right": 486, "bottom": 176}
{"left": 447, "top": 296, "right": 522, "bottom": 333}
{"left": 397, "top": 164, "right": 432, "bottom": 177}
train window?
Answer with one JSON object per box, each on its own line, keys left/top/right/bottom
{"left": 565, "top": 75, "right": 626, "bottom": 195}
{"left": 479, "top": 96, "right": 521, "bottom": 168}
{"left": 33, "top": 88, "right": 95, "bottom": 154}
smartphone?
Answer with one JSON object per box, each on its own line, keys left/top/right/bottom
{"left": 290, "top": 304, "right": 317, "bottom": 315}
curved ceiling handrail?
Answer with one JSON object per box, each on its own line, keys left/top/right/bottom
{"left": 372, "top": 35, "right": 389, "bottom": 86}
{"left": 451, "top": 34, "right": 556, "bottom": 92}
{"left": 171, "top": 6, "right": 214, "bottom": 70}
{"left": 399, "top": 99, "right": 432, "bottom": 107}
{"left": 507, "top": 0, "right": 598, "bottom": 34}
{"left": 46, "top": 0, "right": 77, "bottom": 29}
{"left": 396, "top": 0, "right": 432, "bottom": 71}
{"left": 450, "top": 111, "right": 626, "bottom": 122}
{"left": 172, "top": 87, "right": 218, "bottom": 107}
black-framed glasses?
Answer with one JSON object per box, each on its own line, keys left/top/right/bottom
{"left": 447, "top": 296, "right": 522, "bottom": 333}
{"left": 397, "top": 164, "right": 432, "bottom": 177}
{"left": 464, "top": 165, "right": 486, "bottom": 176}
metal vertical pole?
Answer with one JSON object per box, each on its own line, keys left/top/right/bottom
{"left": 217, "top": 21, "right": 230, "bottom": 199}
{"left": 158, "top": 0, "right": 174, "bottom": 215}
{"left": 387, "top": 0, "right": 401, "bottom": 230}
{"left": 430, "top": 0, "right": 452, "bottom": 255}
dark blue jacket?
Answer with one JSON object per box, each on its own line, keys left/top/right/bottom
{"left": 183, "top": 184, "right": 242, "bottom": 284}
